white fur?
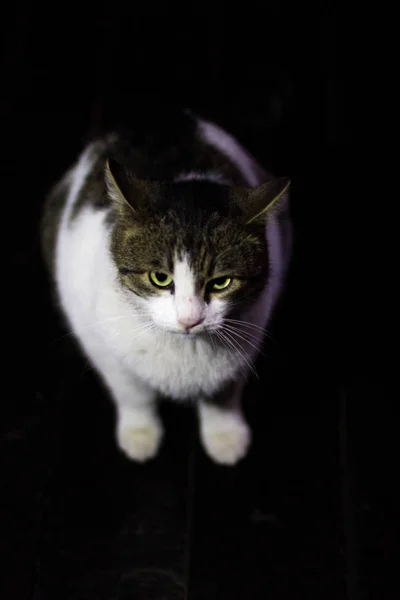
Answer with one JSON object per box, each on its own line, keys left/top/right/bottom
{"left": 199, "top": 399, "right": 251, "bottom": 465}
{"left": 172, "top": 257, "right": 205, "bottom": 329}
{"left": 55, "top": 120, "right": 292, "bottom": 464}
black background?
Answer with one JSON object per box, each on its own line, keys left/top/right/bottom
{"left": 1, "top": 4, "right": 393, "bottom": 600}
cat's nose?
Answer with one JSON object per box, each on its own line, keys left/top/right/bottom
{"left": 178, "top": 316, "right": 205, "bottom": 331}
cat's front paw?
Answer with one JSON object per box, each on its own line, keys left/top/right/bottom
{"left": 117, "top": 419, "right": 163, "bottom": 462}
{"left": 200, "top": 417, "right": 251, "bottom": 465}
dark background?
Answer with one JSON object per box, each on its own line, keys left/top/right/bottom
{"left": 1, "top": 4, "right": 393, "bottom": 600}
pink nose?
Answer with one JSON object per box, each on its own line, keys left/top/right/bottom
{"left": 178, "top": 317, "right": 205, "bottom": 331}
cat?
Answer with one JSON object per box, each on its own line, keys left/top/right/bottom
{"left": 41, "top": 109, "right": 292, "bottom": 465}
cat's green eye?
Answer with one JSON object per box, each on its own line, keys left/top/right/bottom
{"left": 211, "top": 277, "right": 232, "bottom": 291}
{"left": 149, "top": 272, "right": 173, "bottom": 288}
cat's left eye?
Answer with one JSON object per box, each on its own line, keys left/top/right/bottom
{"left": 210, "top": 277, "right": 232, "bottom": 291}
{"left": 149, "top": 272, "right": 173, "bottom": 288}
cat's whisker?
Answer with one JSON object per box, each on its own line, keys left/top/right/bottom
{"left": 214, "top": 330, "right": 247, "bottom": 382}
{"left": 222, "top": 323, "right": 263, "bottom": 343}
{"left": 126, "top": 324, "right": 158, "bottom": 349}
{"left": 224, "top": 322, "right": 266, "bottom": 336}
{"left": 48, "top": 329, "right": 79, "bottom": 347}
{"left": 224, "top": 318, "right": 271, "bottom": 335}
{"left": 222, "top": 324, "right": 265, "bottom": 356}
{"left": 130, "top": 323, "right": 157, "bottom": 337}
{"left": 219, "top": 329, "right": 259, "bottom": 379}
{"left": 220, "top": 332, "right": 251, "bottom": 382}
{"left": 224, "top": 318, "right": 277, "bottom": 345}
{"left": 207, "top": 330, "right": 217, "bottom": 352}
{"left": 79, "top": 359, "right": 96, "bottom": 379}
{"left": 107, "top": 317, "right": 154, "bottom": 332}
{"left": 227, "top": 329, "right": 268, "bottom": 353}
{"left": 224, "top": 317, "right": 261, "bottom": 328}
{"left": 109, "top": 320, "right": 158, "bottom": 344}
{"left": 215, "top": 330, "right": 246, "bottom": 380}
{"left": 129, "top": 310, "right": 154, "bottom": 317}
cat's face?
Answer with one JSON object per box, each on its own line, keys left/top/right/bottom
{"left": 107, "top": 161, "right": 289, "bottom": 336}
{"left": 131, "top": 257, "right": 253, "bottom": 335}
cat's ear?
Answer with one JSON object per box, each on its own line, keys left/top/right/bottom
{"left": 236, "top": 178, "right": 290, "bottom": 225}
{"left": 105, "top": 159, "right": 158, "bottom": 214}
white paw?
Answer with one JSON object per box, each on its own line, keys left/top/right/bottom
{"left": 201, "top": 418, "right": 251, "bottom": 465}
{"left": 117, "top": 420, "right": 163, "bottom": 462}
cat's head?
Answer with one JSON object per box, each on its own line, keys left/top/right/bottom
{"left": 106, "top": 160, "right": 289, "bottom": 337}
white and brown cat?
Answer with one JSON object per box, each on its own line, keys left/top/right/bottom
{"left": 42, "top": 110, "right": 292, "bottom": 465}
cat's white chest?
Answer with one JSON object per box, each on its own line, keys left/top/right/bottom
{"left": 98, "top": 310, "right": 238, "bottom": 399}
